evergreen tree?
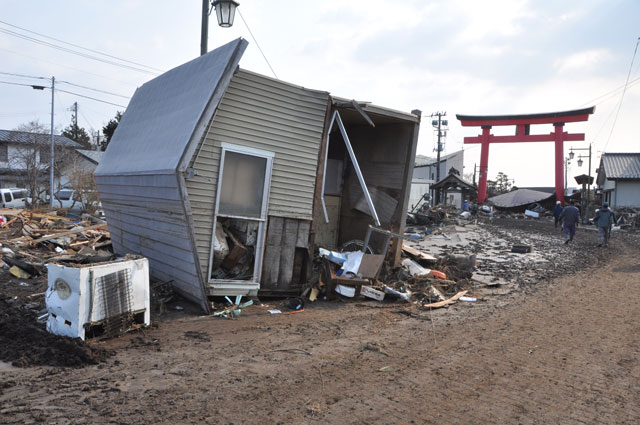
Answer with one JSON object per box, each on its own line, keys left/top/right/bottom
{"left": 101, "top": 111, "right": 123, "bottom": 151}
{"left": 62, "top": 122, "right": 92, "bottom": 149}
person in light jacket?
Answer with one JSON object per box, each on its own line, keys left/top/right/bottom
{"left": 559, "top": 202, "right": 581, "bottom": 244}
{"left": 594, "top": 201, "right": 615, "bottom": 247}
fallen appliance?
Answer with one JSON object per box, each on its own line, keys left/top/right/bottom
{"left": 45, "top": 256, "right": 150, "bottom": 340}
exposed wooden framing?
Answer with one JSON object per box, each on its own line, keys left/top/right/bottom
{"left": 277, "top": 219, "right": 299, "bottom": 286}
{"left": 262, "top": 216, "right": 284, "bottom": 286}
{"left": 310, "top": 98, "right": 334, "bottom": 239}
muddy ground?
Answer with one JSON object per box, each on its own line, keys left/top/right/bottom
{"left": 1, "top": 217, "right": 639, "bottom": 424}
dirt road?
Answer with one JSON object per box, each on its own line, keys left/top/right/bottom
{"left": 1, "top": 223, "right": 639, "bottom": 424}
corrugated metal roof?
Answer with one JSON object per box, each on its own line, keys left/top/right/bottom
{"left": 488, "top": 188, "right": 554, "bottom": 208}
{"left": 0, "top": 129, "right": 79, "bottom": 147}
{"left": 415, "top": 150, "right": 462, "bottom": 167}
{"left": 602, "top": 153, "right": 640, "bottom": 179}
{"left": 95, "top": 38, "right": 247, "bottom": 176}
{"left": 75, "top": 149, "right": 104, "bottom": 164}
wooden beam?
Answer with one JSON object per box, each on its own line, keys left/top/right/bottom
{"left": 350, "top": 99, "right": 375, "bottom": 127}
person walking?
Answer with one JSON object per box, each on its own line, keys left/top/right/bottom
{"left": 553, "top": 201, "right": 563, "bottom": 229}
{"left": 594, "top": 201, "right": 615, "bottom": 247}
{"left": 559, "top": 202, "right": 581, "bottom": 244}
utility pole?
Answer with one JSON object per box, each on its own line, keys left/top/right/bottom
{"left": 72, "top": 102, "right": 78, "bottom": 127}
{"left": 430, "top": 112, "right": 447, "bottom": 205}
{"left": 49, "top": 76, "right": 55, "bottom": 209}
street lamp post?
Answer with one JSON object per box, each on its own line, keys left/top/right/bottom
{"left": 564, "top": 156, "right": 571, "bottom": 198}
{"left": 569, "top": 144, "right": 592, "bottom": 204}
{"left": 200, "top": 0, "right": 240, "bottom": 56}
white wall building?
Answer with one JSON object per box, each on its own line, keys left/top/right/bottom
{"left": 596, "top": 153, "right": 640, "bottom": 208}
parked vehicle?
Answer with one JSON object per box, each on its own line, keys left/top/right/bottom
{"left": 53, "top": 189, "right": 102, "bottom": 215}
{"left": 0, "top": 188, "right": 29, "bottom": 209}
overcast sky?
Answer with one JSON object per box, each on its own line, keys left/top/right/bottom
{"left": 1, "top": 0, "right": 638, "bottom": 187}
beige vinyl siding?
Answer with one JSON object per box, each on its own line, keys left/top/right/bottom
{"left": 185, "top": 69, "right": 329, "bottom": 279}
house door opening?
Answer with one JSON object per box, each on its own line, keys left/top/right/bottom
{"left": 208, "top": 144, "right": 273, "bottom": 288}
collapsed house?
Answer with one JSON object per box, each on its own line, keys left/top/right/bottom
{"left": 95, "top": 39, "right": 420, "bottom": 312}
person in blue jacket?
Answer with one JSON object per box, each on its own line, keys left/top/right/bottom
{"left": 594, "top": 201, "right": 615, "bottom": 247}
{"left": 559, "top": 201, "right": 581, "bottom": 244}
{"left": 553, "top": 201, "right": 563, "bottom": 229}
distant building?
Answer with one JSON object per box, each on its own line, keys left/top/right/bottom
{"left": 596, "top": 153, "right": 640, "bottom": 207}
{"left": 411, "top": 149, "right": 464, "bottom": 207}
{"left": 0, "top": 129, "right": 80, "bottom": 189}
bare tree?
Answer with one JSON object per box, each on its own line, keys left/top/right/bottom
{"left": 64, "top": 153, "right": 100, "bottom": 213}
{"left": 9, "top": 120, "right": 76, "bottom": 208}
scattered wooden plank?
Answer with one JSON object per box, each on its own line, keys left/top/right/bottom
{"left": 17, "top": 223, "right": 108, "bottom": 246}
{"left": 421, "top": 290, "right": 468, "bottom": 309}
{"left": 402, "top": 243, "right": 437, "bottom": 262}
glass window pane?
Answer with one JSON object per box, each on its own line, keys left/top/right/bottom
{"left": 218, "top": 151, "right": 267, "bottom": 218}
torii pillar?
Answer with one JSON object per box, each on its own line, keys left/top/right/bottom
{"left": 457, "top": 107, "right": 595, "bottom": 205}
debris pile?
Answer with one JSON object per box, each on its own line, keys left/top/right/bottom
{"left": 614, "top": 207, "right": 640, "bottom": 230}
{"left": 307, "top": 240, "right": 476, "bottom": 311}
{"left": 407, "top": 203, "right": 462, "bottom": 226}
{"left": 210, "top": 220, "right": 257, "bottom": 280}
{"left": 0, "top": 208, "right": 117, "bottom": 366}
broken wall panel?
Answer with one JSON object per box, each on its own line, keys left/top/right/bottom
{"left": 260, "top": 216, "right": 311, "bottom": 295}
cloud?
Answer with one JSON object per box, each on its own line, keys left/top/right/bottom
{"left": 554, "top": 49, "right": 611, "bottom": 74}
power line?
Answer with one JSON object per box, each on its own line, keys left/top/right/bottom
{"left": 0, "top": 70, "right": 131, "bottom": 101}
{"left": 0, "top": 20, "right": 164, "bottom": 73}
{"left": 0, "top": 80, "right": 40, "bottom": 88}
{"left": 579, "top": 75, "right": 640, "bottom": 107}
{"left": 0, "top": 27, "right": 160, "bottom": 76}
{"left": 57, "top": 81, "right": 130, "bottom": 99}
{"left": 237, "top": 9, "right": 278, "bottom": 79}
{"left": 603, "top": 37, "right": 640, "bottom": 151}
{"left": 0, "top": 71, "right": 48, "bottom": 80}
{"left": 0, "top": 47, "right": 141, "bottom": 87}
{"left": 55, "top": 88, "right": 128, "bottom": 108}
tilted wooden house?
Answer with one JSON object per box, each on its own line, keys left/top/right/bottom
{"left": 95, "top": 39, "right": 420, "bottom": 312}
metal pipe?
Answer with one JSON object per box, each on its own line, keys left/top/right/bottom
{"left": 334, "top": 111, "right": 380, "bottom": 226}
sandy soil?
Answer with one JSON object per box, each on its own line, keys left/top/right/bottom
{"left": 1, "top": 218, "right": 639, "bottom": 424}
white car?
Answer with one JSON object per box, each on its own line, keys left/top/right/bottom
{"left": 0, "top": 188, "right": 29, "bottom": 209}
{"left": 54, "top": 189, "right": 102, "bottom": 214}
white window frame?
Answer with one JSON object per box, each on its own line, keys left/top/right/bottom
{"left": 207, "top": 143, "right": 274, "bottom": 286}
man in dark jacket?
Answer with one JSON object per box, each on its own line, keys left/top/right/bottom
{"left": 559, "top": 202, "right": 580, "bottom": 244}
{"left": 553, "top": 201, "right": 563, "bottom": 229}
{"left": 594, "top": 202, "right": 615, "bottom": 247}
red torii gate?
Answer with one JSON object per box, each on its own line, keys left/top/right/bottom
{"left": 457, "top": 107, "right": 595, "bottom": 205}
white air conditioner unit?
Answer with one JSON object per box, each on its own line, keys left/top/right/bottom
{"left": 45, "top": 256, "right": 150, "bottom": 340}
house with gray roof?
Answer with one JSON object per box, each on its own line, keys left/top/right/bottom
{"left": 95, "top": 38, "right": 421, "bottom": 312}
{"left": 0, "top": 129, "right": 80, "bottom": 189}
{"left": 596, "top": 152, "right": 640, "bottom": 207}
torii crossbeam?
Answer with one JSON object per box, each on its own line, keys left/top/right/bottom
{"left": 457, "top": 107, "right": 595, "bottom": 205}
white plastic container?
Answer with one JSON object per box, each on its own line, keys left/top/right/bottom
{"left": 45, "top": 257, "right": 150, "bottom": 340}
